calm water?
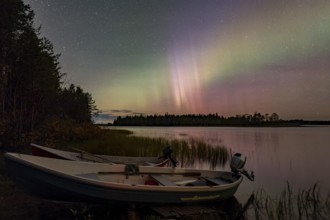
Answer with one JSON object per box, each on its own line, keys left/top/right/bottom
{"left": 113, "top": 126, "right": 330, "bottom": 203}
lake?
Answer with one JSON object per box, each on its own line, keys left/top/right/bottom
{"left": 111, "top": 126, "right": 330, "bottom": 203}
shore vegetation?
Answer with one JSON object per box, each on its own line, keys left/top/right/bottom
{"left": 248, "top": 182, "right": 330, "bottom": 220}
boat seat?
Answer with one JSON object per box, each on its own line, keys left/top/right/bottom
{"left": 150, "top": 174, "right": 176, "bottom": 186}
{"left": 201, "top": 177, "right": 229, "bottom": 185}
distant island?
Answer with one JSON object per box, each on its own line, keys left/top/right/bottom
{"left": 111, "top": 113, "right": 330, "bottom": 127}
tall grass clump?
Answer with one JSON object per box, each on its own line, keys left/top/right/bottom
{"left": 50, "top": 128, "right": 229, "bottom": 169}
{"left": 250, "top": 182, "right": 330, "bottom": 220}
{"left": 179, "top": 138, "right": 229, "bottom": 168}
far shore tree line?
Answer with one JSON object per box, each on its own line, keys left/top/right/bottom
{"left": 0, "top": 0, "right": 98, "bottom": 148}
{"left": 113, "top": 113, "right": 330, "bottom": 127}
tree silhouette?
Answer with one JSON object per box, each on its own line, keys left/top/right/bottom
{"left": 0, "top": 0, "right": 98, "bottom": 147}
{"left": 112, "top": 112, "right": 309, "bottom": 127}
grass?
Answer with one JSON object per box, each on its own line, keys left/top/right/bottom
{"left": 29, "top": 120, "right": 230, "bottom": 169}
{"left": 53, "top": 128, "right": 229, "bottom": 169}
{"left": 248, "top": 182, "right": 330, "bottom": 220}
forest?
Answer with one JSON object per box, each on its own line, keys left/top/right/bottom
{"left": 0, "top": 0, "right": 98, "bottom": 148}
{"left": 113, "top": 113, "right": 330, "bottom": 127}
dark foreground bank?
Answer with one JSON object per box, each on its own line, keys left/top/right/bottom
{"left": 0, "top": 181, "right": 244, "bottom": 219}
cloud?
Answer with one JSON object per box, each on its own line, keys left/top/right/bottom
{"left": 92, "top": 109, "right": 148, "bottom": 124}
{"left": 110, "top": 109, "right": 133, "bottom": 114}
{"left": 92, "top": 113, "right": 117, "bottom": 124}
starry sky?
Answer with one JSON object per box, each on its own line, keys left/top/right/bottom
{"left": 24, "top": 0, "right": 330, "bottom": 123}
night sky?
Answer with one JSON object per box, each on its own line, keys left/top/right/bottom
{"left": 24, "top": 0, "right": 330, "bottom": 123}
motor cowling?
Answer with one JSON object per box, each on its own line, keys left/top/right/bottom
{"left": 230, "top": 153, "right": 255, "bottom": 181}
{"left": 230, "top": 153, "right": 246, "bottom": 172}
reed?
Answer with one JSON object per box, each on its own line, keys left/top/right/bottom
{"left": 60, "top": 129, "right": 229, "bottom": 169}
{"left": 250, "top": 182, "right": 330, "bottom": 220}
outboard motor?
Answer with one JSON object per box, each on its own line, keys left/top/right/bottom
{"left": 230, "top": 153, "right": 255, "bottom": 181}
{"left": 162, "top": 146, "right": 178, "bottom": 168}
{"left": 230, "top": 153, "right": 246, "bottom": 173}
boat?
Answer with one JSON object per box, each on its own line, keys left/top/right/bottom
{"left": 30, "top": 143, "right": 169, "bottom": 167}
{"left": 4, "top": 152, "right": 253, "bottom": 204}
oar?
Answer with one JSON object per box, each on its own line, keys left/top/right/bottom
{"left": 70, "top": 147, "right": 115, "bottom": 164}
{"left": 98, "top": 171, "right": 202, "bottom": 176}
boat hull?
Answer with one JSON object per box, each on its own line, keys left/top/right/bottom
{"left": 4, "top": 153, "right": 242, "bottom": 204}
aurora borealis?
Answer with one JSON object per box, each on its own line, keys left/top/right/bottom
{"left": 24, "top": 0, "right": 330, "bottom": 123}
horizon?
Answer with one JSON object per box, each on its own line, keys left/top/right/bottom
{"left": 25, "top": 0, "right": 330, "bottom": 122}
{"left": 92, "top": 112, "right": 330, "bottom": 125}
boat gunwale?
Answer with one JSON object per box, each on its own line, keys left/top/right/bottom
{"left": 30, "top": 143, "right": 168, "bottom": 164}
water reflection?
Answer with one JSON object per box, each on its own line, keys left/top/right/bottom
{"left": 113, "top": 126, "right": 330, "bottom": 202}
